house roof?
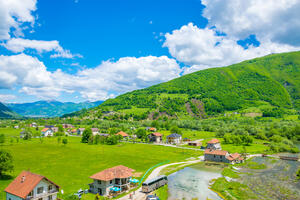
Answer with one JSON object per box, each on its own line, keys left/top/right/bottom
{"left": 71, "top": 129, "right": 77, "bottom": 133}
{"left": 204, "top": 149, "right": 228, "bottom": 156}
{"left": 149, "top": 127, "right": 156, "bottom": 131}
{"left": 207, "top": 138, "right": 220, "bottom": 144}
{"left": 152, "top": 132, "right": 162, "bottom": 137}
{"left": 116, "top": 131, "right": 128, "bottom": 137}
{"left": 91, "top": 128, "right": 99, "bottom": 132}
{"left": 90, "top": 165, "right": 134, "bottom": 181}
{"left": 167, "top": 133, "right": 181, "bottom": 138}
{"left": 41, "top": 128, "right": 49, "bottom": 132}
{"left": 78, "top": 128, "right": 85, "bottom": 131}
{"left": 227, "top": 153, "right": 242, "bottom": 161}
{"left": 5, "top": 171, "right": 59, "bottom": 199}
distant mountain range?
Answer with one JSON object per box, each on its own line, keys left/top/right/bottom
{"left": 0, "top": 102, "right": 21, "bottom": 118}
{"left": 6, "top": 100, "right": 103, "bottom": 118}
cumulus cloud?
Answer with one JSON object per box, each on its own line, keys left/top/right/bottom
{"left": 3, "top": 38, "right": 82, "bottom": 58}
{"left": 0, "top": 54, "right": 181, "bottom": 101}
{"left": 202, "top": 0, "right": 300, "bottom": 46}
{"left": 0, "top": 0, "right": 37, "bottom": 40}
{"left": 0, "top": 94, "right": 16, "bottom": 102}
{"left": 164, "top": 23, "right": 299, "bottom": 73}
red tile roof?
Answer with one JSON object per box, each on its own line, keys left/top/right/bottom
{"left": 149, "top": 127, "right": 156, "bottom": 131}
{"left": 5, "top": 171, "right": 59, "bottom": 199}
{"left": 41, "top": 128, "right": 49, "bottom": 132}
{"left": 207, "top": 138, "right": 220, "bottom": 144}
{"left": 152, "top": 132, "right": 162, "bottom": 137}
{"left": 204, "top": 149, "right": 228, "bottom": 156}
{"left": 116, "top": 131, "right": 128, "bottom": 137}
{"left": 90, "top": 165, "right": 134, "bottom": 181}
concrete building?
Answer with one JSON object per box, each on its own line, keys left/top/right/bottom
{"left": 5, "top": 171, "right": 59, "bottom": 200}
{"left": 89, "top": 165, "right": 134, "bottom": 196}
{"left": 206, "top": 139, "right": 221, "bottom": 150}
{"left": 148, "top": 132, "right": 162, "bottom": 143}
{"left": 204, "top": 149, "right": 244, "bottom": 164}
{"left": 166, "top": 133, "right": 182, "bottom": 144}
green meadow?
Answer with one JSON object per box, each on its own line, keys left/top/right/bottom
{"left": 0, "top": 135, "right": 200, "bottom": 199}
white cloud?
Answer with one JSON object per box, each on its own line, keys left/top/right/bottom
{"left": 202, "top": 0, "right": 300, "bottom": 46}
{"left": 0, "top": 0, "right": 37, "bottom": 40}
{"left": 0, "top": 54, "right": 181, "bottom": 101}
{"left": 164, "top": 23, "right": 299, "bottom": 74}
{"left": 0, "top": 94, "right": 16, "bottom": 102}
{"left": 3, "top": 38, "right": 82, "bottom": 58}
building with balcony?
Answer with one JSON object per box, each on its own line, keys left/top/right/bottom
{"left": 5, "top": 171, "right": 59, "bottom": 200}
{"left": 89, "top": 165, "right": 134, "bottom": 196}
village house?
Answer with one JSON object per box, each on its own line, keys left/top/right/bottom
{"left": 116, "top": 131, "right": 129, "bottom": 138}
{"left": 29, "top": 122, "right": 37, "bottom": 128}
{"left": 5, "top": 171, "right": 59, "bottom": 200}
{"left": 204, "top": 149, "right": 244, "bottom": 164}
{"left": 89, "top": 165, "right": 134, "bottom": 196}
{"left": 206, "top": 138, "right": 221, "bottom": 150}
{"left": 183, "top": 138, "right": 191, "bottom": 142}
{"left": 77, "top": 128, "right": 85, "bottom": 135}
{"left": 188, "top": 141, "right": 201, "bottom": 147}
{"left": 20, "top": 131, "right": 25, "bottom": 139}
{"left": 166, "top": 133, "right": 182, "bottom": 144}
{"left": 41, "top": 128, "right": 54, "bottom": 137}
{"left": 148, "top": 132, "right": 162, "bottom": 143}
{"left": 91, "top": 128, "right": 99, "bottom": 136}
{"left": 62, "top": 124, "right": 74, "bottom": 129}
{"left": 70, "top": 129, "right": 77, "bottom": 134}
{"left": 51, "top": 127, "right": 59, "bottom": 133}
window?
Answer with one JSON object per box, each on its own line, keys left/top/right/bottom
{"left": 48, "top": 195, "right": 53, "bottom": 200}
{"left": 97, "top": 180, "right": 102, "bottom": 184}
{"left": 38, "top": 198, "right": 42, "bottom": 200}
{"left": 48, "top": 185, "right": 53, "bottom": 192}
{"left": 110, "top": 180, "right": 113, "bottom": 184}
{"left": 28, "top": 191, "right": 34, "bottom": 197}
{"left": 37, "top": 187, "right": 44, "bottom": 194}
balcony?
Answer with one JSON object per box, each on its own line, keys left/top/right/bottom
{"left": 26, "top": 189, "right": 58, "bottom": 200}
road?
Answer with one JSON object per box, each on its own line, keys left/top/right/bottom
{"left": 118, "top": 158, "right": 202, "bottom": 200}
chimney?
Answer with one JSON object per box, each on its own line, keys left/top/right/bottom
{"left": 21, "top": 176, "right": 25, "bottom": 183}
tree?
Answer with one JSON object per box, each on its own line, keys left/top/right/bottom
{"left": 0, "top": 150, "right": 14, "bottom": 177}
{"left": 135, "top": 128, "right": 147, "bottom": 139}
{"left": 57, "top": 137, "right": 61, "bottom": 144}
{"left": 170, "top": 126, "right": 181, "bottom": 134}
{"left": 81, "top": 128, "right": 92, "bottom": 143}
{"left": 57, "top": 125, "right": 64, "bottom": 132}
{"left": 23, "top": 130, "right": 32, "bottom": 140}
{"left": 62, "top": 138, "right": 68, "bottom": 145}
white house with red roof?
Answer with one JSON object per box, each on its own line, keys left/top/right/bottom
{"left": 41, "top": 128, "right": 54, "bottom": 137}
{"left": 206, "top": 138, "right": 221, "bottom": 150}
{"left": 148, "top": 132, "right": 162, "bottom": 143}
{"left": 5, "top": 171, "right": 59, "bottom": 200}
{"left": 89, "top": 165, "right": 134, "bottom": 196}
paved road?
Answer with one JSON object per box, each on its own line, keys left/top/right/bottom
{"left": 118, "top": 158, "right": 202, "bottom": 200}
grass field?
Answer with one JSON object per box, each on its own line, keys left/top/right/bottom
{"left": 0, "top": 136, "right": 200, "bottom": 199}
{"left": 0, "top": 128, "right": 22, "bottom": 137}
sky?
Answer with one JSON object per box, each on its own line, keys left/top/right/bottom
{"left": 0, "top": 0, "right": 300, "bottom": 103}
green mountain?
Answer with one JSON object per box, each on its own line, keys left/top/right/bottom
{"left": 84, "top": 51, "right": 300, "bottom": 120}
{"left": 0, "top": 102, "right": 21, "bottom": 118}
{"left": 7, "top": 100, "right": 103, "bottom": 118}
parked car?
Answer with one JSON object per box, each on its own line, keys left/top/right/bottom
{"left": 146, "top": 195, "right": 160, "bottom": 200}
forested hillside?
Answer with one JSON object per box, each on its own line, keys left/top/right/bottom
{"left": 0, "top": 102, "right": 21, "bottom": 118}
{"left": 81, "top": 51, "right": 300, "bottom": 120}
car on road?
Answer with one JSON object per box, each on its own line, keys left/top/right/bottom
{"left": 146, "top": 195, "right": 160, "bottom": 200}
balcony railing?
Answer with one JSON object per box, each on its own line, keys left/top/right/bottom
{"left": 26, "top": 189, "right": 58, "bottom": 200}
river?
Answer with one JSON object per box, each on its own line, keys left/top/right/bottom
{"left": 168, "top": 163, "right": 223, "bottom": 200}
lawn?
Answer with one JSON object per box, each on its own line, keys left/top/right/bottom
{"left": 0, "top": 136, "right": 199, "bottom": 199}
{"left": 0, "top": 128, "right": 22, "bottom": 137}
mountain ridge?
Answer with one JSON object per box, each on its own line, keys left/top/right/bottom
{"left": 80, "top": 51, "right": 300, "bottom": 120}
{"left": 7, "top": 100, "right": 103, "bottom": 118}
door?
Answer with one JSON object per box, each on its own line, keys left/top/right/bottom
{"left": 98, "top": 188, "right": 102, "bottom": 195}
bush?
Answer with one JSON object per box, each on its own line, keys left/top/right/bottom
{"left": 81, "top": 128, "right": 92, "bottom": 143}
{"left": 62, "top": 138, "right": 68, "bottom": 145}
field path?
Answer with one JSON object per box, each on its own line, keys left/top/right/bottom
{"left": 118, "top": 157, "right": 202, "bottom": 200}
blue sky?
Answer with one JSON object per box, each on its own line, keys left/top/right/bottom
{"left": 0, "top": 0, "right": 299, "bottom": 103}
